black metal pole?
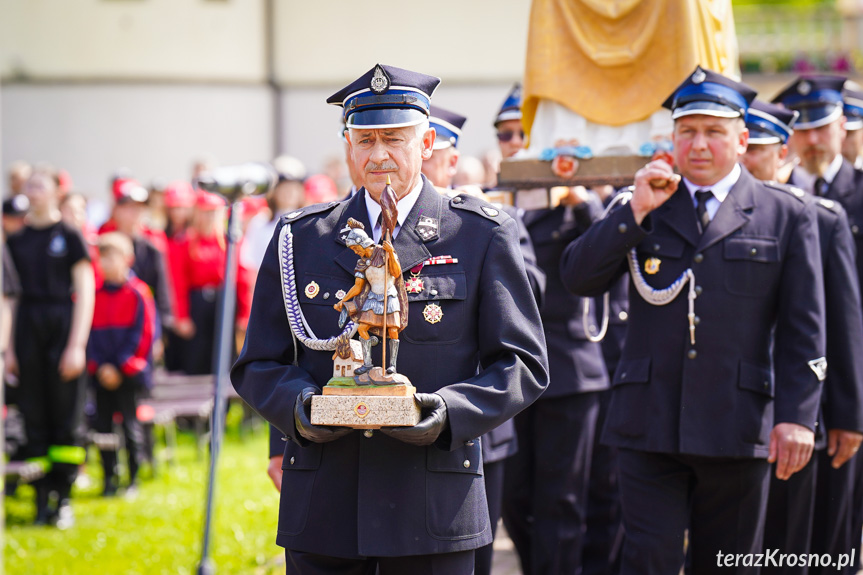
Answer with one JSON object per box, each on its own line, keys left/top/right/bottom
{"left": 197, "top": 197, "right": 242, "bottom": 575}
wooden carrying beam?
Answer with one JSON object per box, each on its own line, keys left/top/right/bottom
{"left": 497, "top": 156, "right": 649, "bottom": 189}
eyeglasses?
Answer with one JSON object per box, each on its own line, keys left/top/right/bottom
{"left": 497, "top": 130, "right": 525, "bottom": 143}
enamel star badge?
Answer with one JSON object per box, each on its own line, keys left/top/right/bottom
{"left": 423, "top": 303, "right": 443, "bottom": 324}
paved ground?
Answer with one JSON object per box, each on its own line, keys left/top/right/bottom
{"left": 491, "top": 524, "right": 521, "bottom": 575}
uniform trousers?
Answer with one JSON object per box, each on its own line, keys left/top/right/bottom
{"left": 618, "top": 449, "right": 770, "bottom": 575}
{"left": 284, "top": 549, "right": 475, "bottom": 575}
{"left": 475, "top": 457, "right": 505, "bottom": 575}
{"left": 810, "top": 449, "right": 858, "bottom": 575}
{"left": 584, "top": 388, "right": 624, "bottom": 575}
{"left": 94, "top": 377, "right": 144, "bottom": 488}
{"left": 502, "top": 391, "right": 599, "bottom": 575}
{"left": 762, "top": 454, "right": 817, "bottom": 575}
{"left": 15, "top": 302, "right": 86, "bottom": 499}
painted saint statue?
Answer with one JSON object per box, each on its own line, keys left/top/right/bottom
{"left": 334, "top": 218, "right": 409, "bottom": 376}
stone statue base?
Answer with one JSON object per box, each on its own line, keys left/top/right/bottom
{"left": 311, "top": 373, "right": 420, "bottom": 429}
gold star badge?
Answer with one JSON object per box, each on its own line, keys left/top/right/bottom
{"left": 644, "top": 257, "right": 661, "bottom": 275}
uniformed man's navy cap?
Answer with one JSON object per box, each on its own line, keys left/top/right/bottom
{"left": 327, "top": 64, "right": 441, "bottom": 130}
{"left": 495, "top": 83, "right": 522, "bottom": 126}
{"left": 429, "top": 105, "right": 467, "bottom": 150}
{"left": 772, "top": 75, "right": 845, "bottom": 130}
{"left": 662, "top": 66, "right": 756, "bottom": 120}
{"left": 844, "top": 86, "right": 863, "bottom": 131}
{"left": 745, "top": 100, "right": 798, "bottom": 145}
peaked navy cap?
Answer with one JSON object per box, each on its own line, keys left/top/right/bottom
{"left": 772, "top": 75, "right": 845, "bottom": 130}
{"left": 844, "top": 86, "right": 863, "bottom": 131}
{"left": 495, "top": 83, "right": 522, "bottom": 126}
{"left": 745, "top": 100, "right": 798, "bottom": 145}
{"left": 662, "top": 66, "right": 756, "bottom": 120}
{"left": 327, "top": 64, "right": 441, "bottom": 129}
{"left": 429, "top": 105, "right": 467, "bottom": 150}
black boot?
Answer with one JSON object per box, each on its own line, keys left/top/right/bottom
{"left": 353, "top": 337, "right": 374, "bottom": 377}
{"left": 386, "top": 340, "right": 399, "bottom": 375}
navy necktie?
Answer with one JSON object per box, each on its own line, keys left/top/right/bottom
{"left": 814, "top": 177, "right": 827, "bottom": 197}
{"left": 695, "top": 190, "right": 713, "bottom": 232}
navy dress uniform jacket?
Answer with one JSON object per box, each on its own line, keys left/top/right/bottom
{"left": 560, "top": 167, "right": 826, "bottom": 458}
{"left": 231, "top": 177, "right": 549, "bottom": 558}
{"left": 791, "top": 160, "right": 863, "bottom": 295}
{"left": 523, "top": 203, "right": 610, "bottom": 398}
{"left": 809, "top": 196, "right": 863, "bottom": 441}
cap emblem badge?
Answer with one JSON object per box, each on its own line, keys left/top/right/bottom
{"left": 798, "top": 80, "right": 812, "bottom": 96}
{"left": 370, "top": 65, "right": 390, "bottom": 94}
{"left": 692, "top": 69, "right": 707, "bottom": 84}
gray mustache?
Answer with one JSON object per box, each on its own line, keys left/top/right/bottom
{"left": 366, "top": 162, "right": 398, "bottom": 172}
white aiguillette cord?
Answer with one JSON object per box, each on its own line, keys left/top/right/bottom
{"left": 583, "top": 190, "right": 698, "bottom": 345}
{"left": 278, "top": 224, "right": 358, "bottom": 361}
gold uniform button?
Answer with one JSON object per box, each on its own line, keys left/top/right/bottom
{"left": 618, "top": 223, "right": 628, "bottom": 234}
{"left": 695, "top": 285, "right": 703, "bottom": 296}
{"left": 852, "top": 225, "right": 860, "bottom": 235}
{"left": 750, "top": 248, "right": 758, "bottom": 256}
{"left": 687, "top": 349, "right": 697, "bottom": 359}
{"left": 290, "top": 457, "right": 295, "bottom": 465}
{"left": 693, "top": 253, "right": 703, "bottom": 263}
{"left": 463, "top": 460, "right": 471, "bottom": 468}
{"left": 364, "top": 430, "right": 374, "bottom": 438}
{"left": 694, "top": 316, "right": 701, "bottom": 325}
{"left": 619, "top": 311, "right": 628, "bottom": 321}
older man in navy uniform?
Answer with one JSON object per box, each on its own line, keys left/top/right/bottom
{"left": 231, "top": 64, "right": 548, "bottom": 574}
{"left": 775, "top": 76, "right": 863, "bottom": 574}
{"left": 743, "top": 100, "right": 863, "bottom": 574}
{"left": 561, "top": 67, "right": 826, "bottom": 574}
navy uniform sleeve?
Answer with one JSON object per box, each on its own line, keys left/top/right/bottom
{"left": 435, "top": 216, "right": 550, "bottom": 449}
{"left": 772, "top": 200, "right": 826, "bottom": 430}
{"left": 559, "top": 203, "right": 647, "bottom": 297}
{"left": 230, "top": 222, "right": 320, "bottom": 443}
{"left": 822, "top": 207, "right": 863, "bottom": 432}
{"left": 508, "top": 206, "right": 546, "bottom": 307}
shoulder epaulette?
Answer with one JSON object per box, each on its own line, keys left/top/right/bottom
{"left": 816, "top": 197, "right": 838, "bottom": 211}
{"left": 281, "top": 200, "right": 342, "bottom": 224}
{"left": 449, "top": 194, "right": 507, "bottom": 224}
{"left": 764, "top": 180, "right": 807, "bottom": 202}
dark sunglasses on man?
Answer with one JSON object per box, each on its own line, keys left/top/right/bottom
{"left": 497, "top": 129, "right": 525, "bottom": 143}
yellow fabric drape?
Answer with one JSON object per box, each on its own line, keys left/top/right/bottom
{"left": 522, "top": 0, "right": 739, "bottom": 134}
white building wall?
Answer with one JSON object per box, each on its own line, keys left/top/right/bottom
{"left": 1, "top": 83, "right": 273, "bottom": 197}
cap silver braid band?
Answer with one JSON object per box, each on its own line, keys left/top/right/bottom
{"left": 279, "top": 224, "right": 357, "bottom": 352}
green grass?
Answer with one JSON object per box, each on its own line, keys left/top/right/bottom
{"left": 5, "top": 422, "right": 283, "bottom": 575}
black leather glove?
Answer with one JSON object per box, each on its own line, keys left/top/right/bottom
{"left": 294, "top": 387, "right": 353, "bottom": 444}
{"left": 381, "top": 393, "right": 449, "bottom": 447}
